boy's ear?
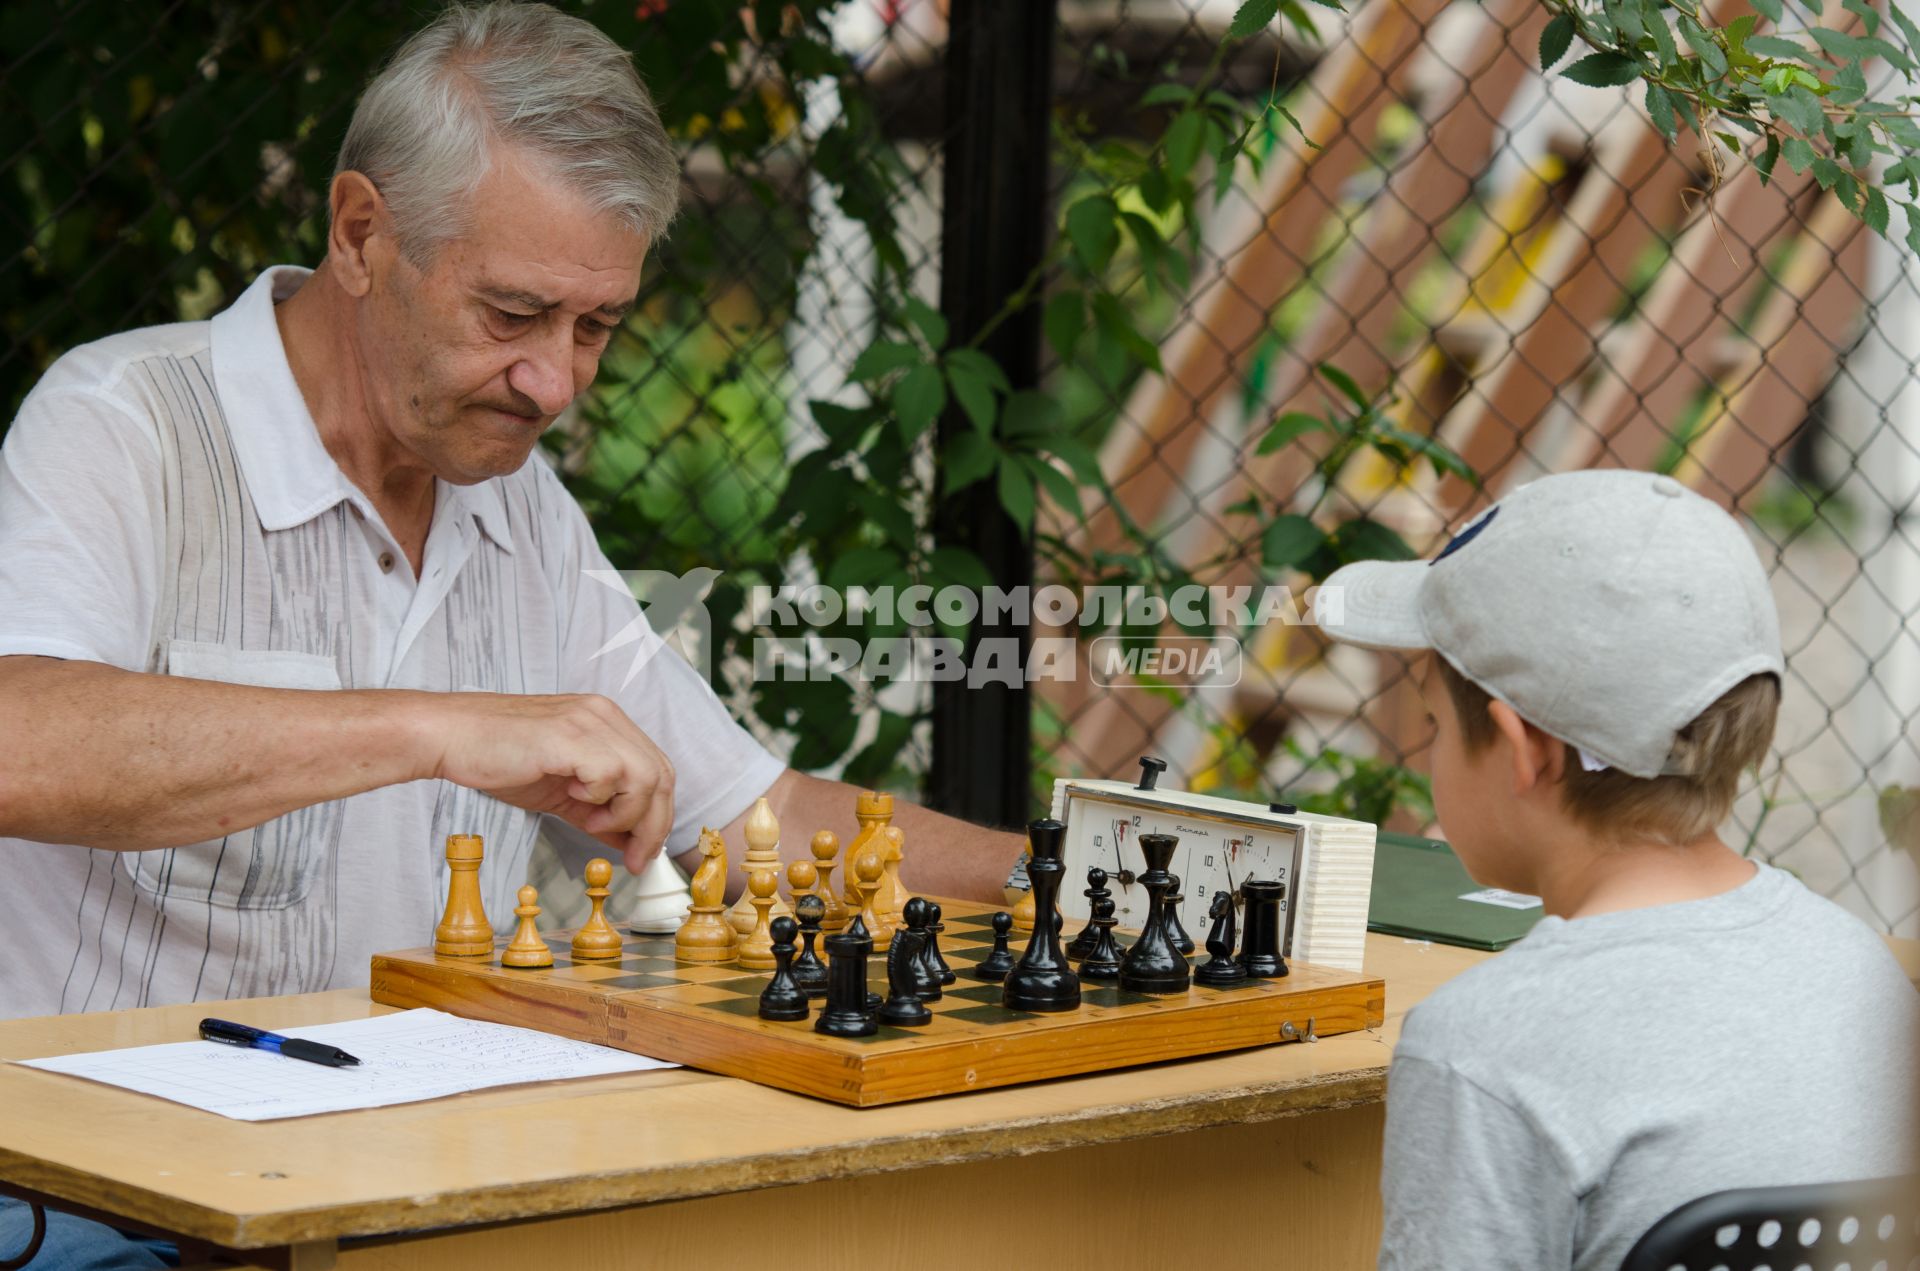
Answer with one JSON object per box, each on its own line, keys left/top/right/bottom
{"left": 1487, "top": 699, "right": 1567, "bottom": 793}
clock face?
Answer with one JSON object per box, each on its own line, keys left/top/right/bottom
{"left": 1056, "top": 783, "right": 1304, "bottom": 955}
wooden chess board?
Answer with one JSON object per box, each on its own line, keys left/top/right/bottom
{"left": 369, "top": 899, "right": 1386, "bottom": 1107}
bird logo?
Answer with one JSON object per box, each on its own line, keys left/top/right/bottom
{"left": 581, "top": 567, "right": 723, "bottom": 688}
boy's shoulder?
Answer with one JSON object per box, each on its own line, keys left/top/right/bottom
{"left": 1397, "top": 864, "right": 1916, "bottom": 1078}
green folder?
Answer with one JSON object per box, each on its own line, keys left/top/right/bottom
{"left": 1367, "top": 832, "right": 1545, "bottom": 951}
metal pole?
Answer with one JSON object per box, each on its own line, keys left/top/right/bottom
{"left": 929, "top": 0, "right": 1056, "bottom": 826}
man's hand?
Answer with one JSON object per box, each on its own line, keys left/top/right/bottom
{"left": 427, "top": 692, "right": 676, "bottom": 871}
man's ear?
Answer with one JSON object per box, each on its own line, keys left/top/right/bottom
{"left": 327, "top": 171, "right": 391, "bottom": 299}
{"left": 1487, "top": 699, "right": 1566, "bottom": 794}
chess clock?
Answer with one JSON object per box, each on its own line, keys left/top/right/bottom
{"left": 1050, "top": 758, "right": 1379, "bottom": 973}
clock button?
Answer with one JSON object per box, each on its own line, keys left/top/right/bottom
{"left": 1136, "top": 756, "right": 1168, "bottom": 790}
{"left": 1269, "top": 800, "right": 1297, "bottom": 815}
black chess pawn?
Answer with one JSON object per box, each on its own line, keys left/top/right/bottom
{"left": 790, "top": 894, "right": 829, "bottom": 998}
{"left": 1077, "top": 896, "right": 1126, "bottom": 981}
{"left": 1194, "top": 889, "right": 1248, "bottom": 986}
{"left": 1003, "top": 819, "right": 1081, "bottom": 1012}
{"left": 969, "top": 911, "right": 1017, "bottom": 983}
{"left": 1118, "top": 833, "right": 1190, "bottom": 995}
{"left": 1239, "top": 879, "right": 1289, "bottom": 978}
{"left": 1165, "top": 873, "right": 1196, "bottom": 956}
{"left": 878, "top": 922, "right": 933, "bottom": 1027}
{"left": 900, "top": 898, "right": 943, "bottom": 1001}
{"left": 815, "top": 931, "right": 878, "bottom": 1037}
{"left": 1065, "top": 867, "right": 1110, "bottom": 960}
{"left": 919, "top": 900, "right": 957, "bottom": 987}
{"left": 758, "top": 916, "right": 810, "bottom": 1021}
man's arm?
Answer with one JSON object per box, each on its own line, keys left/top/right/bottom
{"left": 699, "top": 768, "right": 1024, "bottom": 904}
{"left": 0, "top": 656, "right": 678, "bottom": 863}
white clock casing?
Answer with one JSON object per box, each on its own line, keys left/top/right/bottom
{"left": 1047, "top": 778, "right": 1378, "bottom": 973}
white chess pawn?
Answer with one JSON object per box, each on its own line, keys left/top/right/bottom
{"left": 626, "top": 849, "right": 692, "bottom": 935}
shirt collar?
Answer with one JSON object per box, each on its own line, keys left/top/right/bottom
{"left": 209, "top": 265, "right": 515, "bottom": 554}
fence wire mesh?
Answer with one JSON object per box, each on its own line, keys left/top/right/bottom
{"left": 3, "top": 0, "right": 1915, "bottom": 935}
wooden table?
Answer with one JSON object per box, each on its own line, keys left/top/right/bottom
{"left": 0, "top": 935, "right": 1489, "bottom": 1271}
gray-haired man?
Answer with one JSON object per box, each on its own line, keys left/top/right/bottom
{"left": 0, "top": 0, "right": 1016, "bottom": 1040}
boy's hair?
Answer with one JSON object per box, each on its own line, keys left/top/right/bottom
{"left": 1434, "top": 657, "right": 1779, "bottom": 845}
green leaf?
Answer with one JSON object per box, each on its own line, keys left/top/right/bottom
{"left": 1647, "top": 82, "right": 1678, "bottom": 143}
{"left": 1751, "top": 0, "right": 1784, "bottom": 23}
{"left": 1725, "top": 14, "right": 1758, "bottom": 53}
{"left": 1044, "top": 291, "right": 1090, "bottom": 360}
{"left": 1065, "top": 196, "right": 1120, "bottom": 274}
{"left": 1317, "top": 362, "right": 1371, "bottom": 409}
{"left": 1262, "top": 515, "right": 1325, "bottom": 571}
{"left": 1781, "top": 135, "right": 1816, "bottom": 172}
{"left": 1766, "top": 88, "right": 1826, "bottom": 139}
{"left": 1678, "top": 16, "right": 1729, "bottom": 76}
{"left": 1539, "top": 13, "right": 1575, "bottom": 70}
{"left": 826, "top": 546, "right": 903, "bottom": 592}
{"left": 893, "top": 364, "right": 947, "bottom": 439}
{"left": 843, "top": 710, "right": 916, "bottom": 786}
{"left": 1640, "top": 0, "right": 1677, "bottom": 63}
{"left": 904, "top": 295, "right": 948, "bottom": 350}
{"left": 1889, "top": 1, "right": 1920, "bottom": 64}
{"left": 1756, "top": 132, "right": 1782, "bottom": 184}
{"left": 1811, "top": 26, "right": 1876, "bottom": 61}
{"left": 1024, "top": 455, "right": 1085, "bottom": 521}
{"left": 1866, "top": 185, "right": 1892, "bottom": 236}
{"left": 1843, "top": 0, "right": 1882, "bottom": 36}
{"left": 1165, "top": 110, "right": 1205, "bottom": 181}
{"left": 1333, "top": 518, "right": 1418, "bottom": 565}
{"left": 809, "top": 400, "right": 879, "bottom": 447}
{"left": 1257, "top": 411, "right": 1329, "bottom": 455}
{"left": 947, "top": 363, "right": 998, "bottom": 433}
{"left": 1140, "top": 83, "right": 1192, "bottom": 108}
{"left": 991, "top": 391, "right": 1055, "bottom": 441}
{"left": 945, "top": 347, "right": 1012, "bottom": 392}
{"left": 942, "top": 430, "right": 998, "bottom": 494}
{"left": 1560, "top": 52, "right": 1643, "bottom": 87}
{"left": 1045, "top": 435, "right": 1103, "bottom": 486}
{"left": 996, "top": 456, "right": 1036, "bottom": 530}
{"left": 1748, "top": 36, "right": 1822, "bottom": 65}
{"left": 1228, "top": 0, "right": 1283, "bottom": 38}
{"left": 1811, "top": 156, "right": 1842, "bottom": 189}
{"left": 1092, "top": 293, "right": 1164, "bottom": 373}
{"left": 847, "top": 340, "right": 920, "bottom": 382}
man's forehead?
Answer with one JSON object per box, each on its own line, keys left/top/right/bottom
{"left": 475, "top": 278, "right": 636, "bottom": 319}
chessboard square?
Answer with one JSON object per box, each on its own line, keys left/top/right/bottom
{"left": 1080, "top": 985, "right": 1159, "bottom": 1009}
{"left": 702, "top": 995, "right": 772, "bottom": 1020}
{"left": 941, "top": 914, "right": 999, "bottom": 931}
{"left": 667, "top": 964, "right": 747, "bottom": 984}
{"left": 618, "top": 956, "right": 680, "bottom": 973}
{"left": 1196, "top": 975, "right": 1267, "bottom": 992}
{"left": 944, "top": 984, "right": 1008, "bottom": 1006}
{"left": 595, "top": 973, "right": 675, "bottom": 991}
{"left": 943, "top": 1004, "right": 1039, "bottom": 1026}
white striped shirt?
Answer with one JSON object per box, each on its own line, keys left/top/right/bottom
{"left": 0, "top": 266, "right": 783, "bottom": 1018}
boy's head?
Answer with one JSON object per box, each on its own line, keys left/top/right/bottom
{"left": 1315, "top": 471, "right": 1783, "bottom": 876}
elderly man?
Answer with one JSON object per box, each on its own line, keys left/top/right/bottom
{"left": 0, "top": 0, "right": 1017, "bottom": 1042}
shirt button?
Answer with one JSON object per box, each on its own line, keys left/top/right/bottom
{"left": 378, "top": 551, "right": 396, "bottom": 573}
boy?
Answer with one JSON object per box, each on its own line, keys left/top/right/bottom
{"left": 1315, "top": 469, "right": 1918, "bottom": 1270}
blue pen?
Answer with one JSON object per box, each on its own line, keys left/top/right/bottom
{"left": 198, "top": 1018, "right": 361, "bottom": 1068}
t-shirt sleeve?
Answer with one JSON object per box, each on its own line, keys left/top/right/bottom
{"left": 1377, "top": 1054, "right": 1579, "bottom": 1271}
{"left": 0, "top": 389, "right": 163, "bottom": 669}
{"left": 534, "top": 465, "right": 785, "bottom": 855}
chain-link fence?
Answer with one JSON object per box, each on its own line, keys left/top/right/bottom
{"left": 5, "top": 0, "right": 1915, "bottom": 935}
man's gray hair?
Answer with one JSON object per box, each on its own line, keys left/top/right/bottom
{"left": 335, "top": 2, "right": 680, "bottom": 263}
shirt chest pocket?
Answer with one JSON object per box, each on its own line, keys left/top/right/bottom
{"left": 125, "top": 642, "right": 347, "bottom": 911}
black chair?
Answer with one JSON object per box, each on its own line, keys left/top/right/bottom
{"left": 1620, "top": 1176, "right": 1918, "bottom": 1271}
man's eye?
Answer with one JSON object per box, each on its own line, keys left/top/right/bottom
{"left": 492, "top": 308, "right": 536, "bottom": 329}
{"left": 579, "top": 318, "right": 613, "bottom": 340}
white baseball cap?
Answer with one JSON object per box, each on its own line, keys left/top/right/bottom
{"left": 1313, "top": 470, "right": 1784, "bottom": 779}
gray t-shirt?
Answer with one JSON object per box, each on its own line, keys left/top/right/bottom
{"left": 1378, "top": 863, "right": 1919, "bottom": 1270}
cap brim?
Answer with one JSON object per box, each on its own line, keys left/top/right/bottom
{"left": 1315, "top": 559, "right": 1432, "bottom": 650}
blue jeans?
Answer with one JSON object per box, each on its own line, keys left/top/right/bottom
{"left": 0, "top": 1199, "right": 178, "bottom": 1270}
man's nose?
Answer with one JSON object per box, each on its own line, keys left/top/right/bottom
{"left": 507, "top": 327, "right": 575, "bottom": 417}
